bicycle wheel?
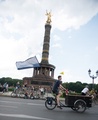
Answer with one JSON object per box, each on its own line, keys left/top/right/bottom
{"left": 30, "top": 95, "right": 35, "bottom": 99}
{"left": 45, "top": 97, "right": 56, "bottom": 110}
{"left": 19, "top": 93, "right": 25, "bottom": 98}
{"left": 11, "top": 92, "right": 17, "bottom": 97}
{"left": 18, "top": 90, "right": 25, "bottom": 98}
{"left": 74, "top": 99, "right": 86, "bottom": 113}
{"left": 93, "top": 97, "right": 98, "bottom": 105}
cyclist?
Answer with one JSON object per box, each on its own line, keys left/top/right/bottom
{"left": 52, "top": 75, "right": 66, "bottom": 109}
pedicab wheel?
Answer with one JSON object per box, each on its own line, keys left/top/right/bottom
{"left": 74, "top": 99, "right": 86, "bottom": 113}
{"left": 71, "top": 107, "right": 77, "bottom": 111}
{"left": 45, "top": 97, "right": 56, "bottom": 110}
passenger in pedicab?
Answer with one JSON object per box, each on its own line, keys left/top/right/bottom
{"left": 81, "top": 85, "right": 89, "bottom": 95}
{"left": 52, "top": 75, "right": 66, "bottom": 109}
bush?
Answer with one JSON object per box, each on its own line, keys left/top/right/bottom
{"left": 8, "top": 87, "right": 14, "bottom": 91}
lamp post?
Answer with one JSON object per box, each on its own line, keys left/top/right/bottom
{"left": 88, "top": 69, "right": 98, "bottom": 90}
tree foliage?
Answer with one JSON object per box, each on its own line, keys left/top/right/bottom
{"left": 0, "top": 77, "right": 98, "bottom": 93}
{"left": 62, "top": 81, "right": 98, "bottom": 93}
{"left": 0, "top": 77, "right": 23, "bottom": 87}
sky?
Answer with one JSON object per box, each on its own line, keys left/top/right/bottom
{"left": 0, "top": 0, "right": 98, "bottom": 84}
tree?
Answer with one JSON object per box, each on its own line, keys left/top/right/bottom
{"left": 0, "top": 77, "right": 22, "bottom": 87}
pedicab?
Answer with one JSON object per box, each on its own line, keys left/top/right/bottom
{"left": 45, "top": 94, "right": 92, "bottom": 113}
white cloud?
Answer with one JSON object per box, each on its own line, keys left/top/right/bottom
{"left": 52, "top": 0, "right": 98, "bottom": 30}
{"left": 0, "top": 0, "right": 98, "bottom": 79}
{"left": 52, "top": 43, "right": 61, "bottom": 48}
{"left": 53, "top": 35, "right": 61, "bottom": 42}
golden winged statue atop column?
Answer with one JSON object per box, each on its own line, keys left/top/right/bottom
{"left": 45, "top": 10, "right": 52, "bottom": 24}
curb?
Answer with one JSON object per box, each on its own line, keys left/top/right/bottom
{"left": 0, "top": 92, "right": 12, "bottom": 97}
{"left": 0, "top": 92, "right": 65, "bottom": 101}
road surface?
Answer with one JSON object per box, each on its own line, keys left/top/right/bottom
{"left": 0, "top": 96, "right": 98, "bottom": 120}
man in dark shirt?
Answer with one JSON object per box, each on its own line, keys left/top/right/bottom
{"left": 52, "top": 75, "right": 66, "bottom": 109}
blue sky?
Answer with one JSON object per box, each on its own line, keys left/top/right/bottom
{"left": 50, "top": 14, "right": 98, "bottom": 83}
{"left": 0, "top": 0, "right": 98, "bottom": 84}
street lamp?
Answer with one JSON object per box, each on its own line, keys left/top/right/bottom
{"left": 88, "top": 69, "right": 98, "bottom": 90}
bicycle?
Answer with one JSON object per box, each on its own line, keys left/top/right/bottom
{"left": 91, "top": 93, "right": 98, "bottom": 105}
{"left": 11, "top": 87, "right": 25, "bottom": 98}
{"left": 11, "top": 87, "right": 18, "bottom": 97}
{"left": 45, "top": 91, "right": 92, "bottom": 113}
{"left": 45, "top": 90, "right": 68, "bottom": 110}
{"left": 45, "top": 93, "right": 60, "bottom": 110}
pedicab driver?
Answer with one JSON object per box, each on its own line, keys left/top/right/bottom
{"left": 52, "top": 75, "right": 66, "bottom": 109}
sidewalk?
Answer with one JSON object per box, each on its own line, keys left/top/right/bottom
{"left": 0, "top": 91, "right": 65, "bottom": 100}
{"left": 0, "top": 91, "right": 12, "bottom": 97}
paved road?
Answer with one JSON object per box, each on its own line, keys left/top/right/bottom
{"left": 0, "top": 96, "right": 98, "bottom": 120}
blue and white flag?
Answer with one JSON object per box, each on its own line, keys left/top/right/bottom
{"left": 16, "top": 56, "right": 40, "bottom": 70}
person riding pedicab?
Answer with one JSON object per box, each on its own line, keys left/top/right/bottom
{"left": 52, "top": 75, "right": 66, "bottom": 109}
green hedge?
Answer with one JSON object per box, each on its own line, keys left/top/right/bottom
{"left": 8, "top": 87, "right": 14, "bottom": 91}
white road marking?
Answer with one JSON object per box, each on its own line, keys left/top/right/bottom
{"left": 0, "top": 100, "right": 43, "bottom": 106}
{"left": 0, "top": 113, "right": 53, "bottom": 120}
{"left": 27, "top": 103, "right": 43, "bottom": 106}
{"left": 0, "top": 100, "right": 25, "bottom": 104}
{"left": 0, "top": 100, "right": 23, "bottom": 104}
{"left": 0, "top": 105, "right": 17, "bottom": 108}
